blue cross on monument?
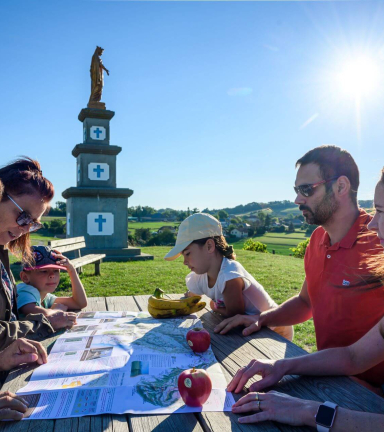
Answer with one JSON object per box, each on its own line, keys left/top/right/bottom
{"left": 93, "top": 165, "right": 104, "bottom": 178}
{"left": 93, "top": 128, "right": 102, "bottom": 139}
{"left": 95, "top": 214, "right": 107, "bottom": 232}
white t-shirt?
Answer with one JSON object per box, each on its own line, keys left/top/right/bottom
{"left": 185, "top": 258, "right": 277, "bottom": 315}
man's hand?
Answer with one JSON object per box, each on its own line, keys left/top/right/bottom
{"left": 214, "top": 314, "right": 261, "bottom": 336}
{"left": 48, "top": 311, "right": 77, "bottom": 330}
{"left": 0, "top": 391, "right": 30, "bottom": 421}
{"left": 227, "top": 359, "right": 286, "bottom": 393}
{"left": 0, "top": 339, "right": 47, "bottom": 371}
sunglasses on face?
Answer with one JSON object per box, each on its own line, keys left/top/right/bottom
{"left": 293, "top": 176, "right": 339, "bottom": 198}
{"left": 6, "top": 194, "right": 43, "bottom": 233}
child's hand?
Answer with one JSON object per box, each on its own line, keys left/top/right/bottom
{"left": 51, "top": 303, "right": 68, "bottom": 312}
{"left": 210, "top": 299, "right": 217, "bottom": 311}
{"left": 52, "top": 253, "right": 75, "bottom": 272}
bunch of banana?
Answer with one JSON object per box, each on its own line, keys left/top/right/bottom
{"left": 147, "top": 288, "right": 206, "bottom": 319}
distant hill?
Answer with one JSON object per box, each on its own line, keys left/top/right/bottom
{"left": 207, "top": 199, "right": 373, "bottom": 217}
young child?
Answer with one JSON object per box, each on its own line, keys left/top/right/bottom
{"left": 17, "top": 245, "right": 88, "bottom": 318}
{"left": 164, "top": 213, "right": 293, "bottom": 341}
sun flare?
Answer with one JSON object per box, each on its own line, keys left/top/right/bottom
{"left": 337, "top": 56, "right": 380, "bottom": 98}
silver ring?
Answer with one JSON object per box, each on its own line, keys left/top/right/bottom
{"left": 257, "top": 401, "right": 261, "bottom": 411}
{"left": 254, "top": 393, "right": 259, "bottom": 401}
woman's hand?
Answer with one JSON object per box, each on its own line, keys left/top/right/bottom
{"left": 227, "top": 359, "right": 286, "bottom": 393}
{"left": 0, "top": 391, "right": 30, "bottom": 421}
{"left": 232, "top": 391, "right": 319, "bottom": 427}
{"left": 0, "top": 338, "right": 47, "bottom": 371}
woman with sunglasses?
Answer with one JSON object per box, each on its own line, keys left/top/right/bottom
{"left": 0, "top": 158, "right": 78, "bottom": 419}
{"left": 227, "top": 169, "right": 384, "bottom": 431}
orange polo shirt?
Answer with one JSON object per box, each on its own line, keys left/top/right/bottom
{"left": 305, "top": 209, "right": 384, "bottom": 386}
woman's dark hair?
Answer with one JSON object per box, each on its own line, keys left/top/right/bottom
{"left": 365, "top": 168, "right": 384, "bottom": 283}
{"left": 0, "top": 157, "right": 54, "bottom": 260}
{"left": 336, "top": 168, "right": 384, "bottom": 290}
{"left": 192, "top": 236, "right": 236, "bottom": 260}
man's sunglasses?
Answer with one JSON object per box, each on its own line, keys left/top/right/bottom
{"left": 293, "top": 176, "right": 339, "bottom": 198}
{"left": 7, "top": 194, "right": 43, "bottom": 233}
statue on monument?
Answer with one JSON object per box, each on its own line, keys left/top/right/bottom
{"left": 88, "top": 46, "right": 110, "bottom": 109}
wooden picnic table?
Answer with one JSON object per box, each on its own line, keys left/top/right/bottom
{"left": 1, "top": 294, "right": 384, "bottom": 432}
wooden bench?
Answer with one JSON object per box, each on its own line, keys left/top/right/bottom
{"left": 48, "top": 236, "right": 106, "bottom": 276}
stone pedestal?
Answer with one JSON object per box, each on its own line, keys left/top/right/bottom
{"left": 62, "top": 108, "right": 153, "bottom": 262}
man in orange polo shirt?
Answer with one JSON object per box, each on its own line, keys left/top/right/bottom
{"left": 215, "top": 145, "right": 384, "bottom": 388}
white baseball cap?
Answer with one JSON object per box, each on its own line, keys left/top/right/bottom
{"left": 164, "top": 213, "right": 223, "bottom": 261}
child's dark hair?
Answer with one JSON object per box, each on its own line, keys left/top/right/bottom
{"left": 192, "top": 236, "right": 236, "bottom": 260}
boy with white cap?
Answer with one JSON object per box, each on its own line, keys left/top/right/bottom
{"left": 165, "top": 213, "right": 293, "bottom": 340}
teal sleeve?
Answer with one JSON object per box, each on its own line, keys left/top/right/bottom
{"left": 17, "top": 289, "right": 40, "bottom": 309}
{"left": 44, "top": 293, "right": 57, "bottom": 309}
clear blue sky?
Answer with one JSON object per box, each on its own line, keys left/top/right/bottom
{"left": 2, "top": 1, "right": 384, "bottom": 210}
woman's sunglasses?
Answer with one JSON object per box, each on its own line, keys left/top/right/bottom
{"left": 293, "top": 176, "right": 339, "bottom": 198}
{"left": 6, "top": 194, "right": 43, "bottom": 233}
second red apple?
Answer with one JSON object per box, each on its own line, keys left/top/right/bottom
{"left": 186, "top": 327, "right": 211, "bottom": 353}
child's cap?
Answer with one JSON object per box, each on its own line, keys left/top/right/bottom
{"left": 23, "top": 245, "right": 67, "bottom": 271}
{"left": 164, "top": 213, "right": 222, "bottom": 261}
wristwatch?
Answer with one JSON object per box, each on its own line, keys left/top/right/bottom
{"left": 315, "top": 401, "right": 338, "bottom": 431}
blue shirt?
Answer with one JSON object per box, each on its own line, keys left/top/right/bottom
{"left": 17, "top": 283, "right": 57, "bottom": 314}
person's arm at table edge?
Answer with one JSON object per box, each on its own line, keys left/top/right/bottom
{"left": 290, "top": 398, "right": 384, "bottom": 431}
{"left": 301, "top": 400, "right": 384, "bottom": 431}
{"left": 259, "top": 279, "right": 312, "bottom": 328}
{"left": 215, "top": 279, "right": 312, "bottom": 335}
{"left": 0, "top": 315, "right": 54, "bottom": 350}
{"left": 276, "top": 317, "right": 384, "bottom": 378}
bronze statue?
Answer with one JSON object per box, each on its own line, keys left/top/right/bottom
{"left": 88, "top": 46, "right": 110, "bottom": 109}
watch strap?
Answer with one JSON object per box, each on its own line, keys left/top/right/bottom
{"left": 316, "top": 401, "right": 338, "bottom": 432}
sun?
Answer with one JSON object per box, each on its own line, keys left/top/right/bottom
{"left": 337, "top": 55, "right": 380, "bottom": 98}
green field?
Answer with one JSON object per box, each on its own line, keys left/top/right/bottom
{"left": 231, "top": 231, "right": 308, "bottom": 255}
{"left": 10, "top": 246, "right": 313, "bottom": 352}
{"left": 41, "top": 216, "right": 66, "bottom": 222}
{"left": 128, "top": 221, "right": 180, "bottom": 235}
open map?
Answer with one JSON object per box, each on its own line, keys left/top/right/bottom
{"left": 17, "top": 311, "right": 235, "bottom": 420}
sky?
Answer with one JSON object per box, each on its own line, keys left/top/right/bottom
{"left": 1, "top": 0, "right": 384, "bottom": 211}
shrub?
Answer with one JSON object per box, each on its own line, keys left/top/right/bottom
{"left": 243, "top": 239, "right": 268, "bottom": 253}
{"left": 290, "top": 238, "right": 310, "bottom": 258}
{"left": 146, "top": 231, "right": 176, "bottom": 246}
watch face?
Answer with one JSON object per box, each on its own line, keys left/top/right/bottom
{"left": 316, "top": 405, "right": 335, "bottom": 427}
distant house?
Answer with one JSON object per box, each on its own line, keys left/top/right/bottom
{"left": 230, "top": 228, "right": 249, "bottom": 239}
{"left": 158, "top": 226, "right": 177, "bottom": 234}
{"left": 219, "top": 219, "right": 229, "bottom": 228}
{"left": 291, "top": 219, "right": 303, "bottom": 227}
{"left": 247, "top": 216, "right": 260, "bottom": 223}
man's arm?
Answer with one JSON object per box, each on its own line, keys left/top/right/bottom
{"left": 215, "top": 279, "right": 312, "bottom": 336}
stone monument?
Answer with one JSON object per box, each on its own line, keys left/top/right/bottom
{"left": 62, "top": 47, "right": 153, "bottom": 261}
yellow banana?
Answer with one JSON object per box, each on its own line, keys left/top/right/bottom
{"left": 147, "top": 301, "right": 206, "bottom": 319}
{"left": 148, "top": 295, "right": 202, "bottom": 310}
{"left": 187, "top": 301, "right": 206, "bottom": 314}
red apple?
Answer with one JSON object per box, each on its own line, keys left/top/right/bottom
{"left": 178, "top": 367, "right": 212, "bottom": 407}
{"left": 186, "top": 327, "right": 211, "bottom": 353}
